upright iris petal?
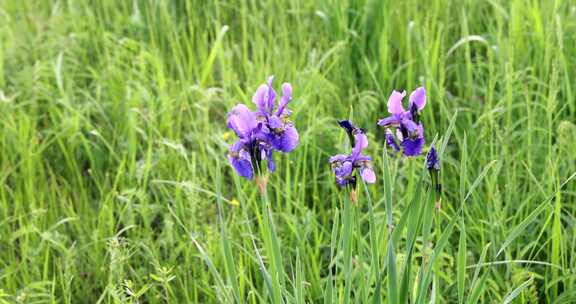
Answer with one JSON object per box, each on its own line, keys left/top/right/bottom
{"left": 387, "top": 90, "right": 407, "bottom": 115}
{"left": 252, "top": 76, "right": 276, "bottom": 115}
{"left": 276, "top": 83, "right": 292, "bottom": 116}
{"left": 409, "top": 87, "right": 426, "bottom": 111}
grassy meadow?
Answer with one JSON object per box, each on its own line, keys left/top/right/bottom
{"left": 1, "top": 0, "right": 576, "bottom": 303}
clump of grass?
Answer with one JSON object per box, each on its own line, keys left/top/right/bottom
{"left": 1, "top": 0, "right": 575, "bottom": 303}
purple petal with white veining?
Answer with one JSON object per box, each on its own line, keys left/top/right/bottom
{"left": 228, "top": 141, "right": 254, "bottom": 179}
{"left": 329, "top": 154, "right": 348, "bottom": 163}
{"left": 401, "top": 136, "right": 425, "bottom": 156}
{"left": 272, "top": 124, "right": 299, "bottom": 152}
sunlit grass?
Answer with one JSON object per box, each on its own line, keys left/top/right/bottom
{"left": 0, "top": 0, "right": 575, "bottom": 303}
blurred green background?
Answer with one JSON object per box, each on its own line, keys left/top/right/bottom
{"left": 0, "top": 0, "right": 575, "bottom": 303}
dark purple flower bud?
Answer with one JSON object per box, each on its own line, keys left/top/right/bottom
{"left": 426, "top": 145, "right": 441, "bottom": 196}
{"left": 426, "top": 145, "right": 440, "bottom": 171}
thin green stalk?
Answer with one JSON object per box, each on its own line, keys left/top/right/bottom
{"left": 342, "top": 192, "right": 354, "bottom": 304}
{"left": 258, "top": 181, "right": 285, "bottom": 304}
{"left": 362, "top": 180, "right": 380, "bottom": 295}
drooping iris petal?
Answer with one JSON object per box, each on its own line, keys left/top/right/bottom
{"left": 276, "top": 83, "right": 292, "bottom": 116}
{"left": 401, "top": 136, "right": 425, "bottom": 156}
{"left": 227, "top": 104, "right": 258, "bottom": 138}
{"left": 228, "top": 141, "right": 254, "bottom": 179}
{"left": 385, "top": 129, "right": 400, "bottom": 152}
{"left": 409, "top": 87, "right": 426, "bottom": 111}
{"left": 360, "top": 166, "right": 376, "bottom": 183}
{"left": 252, "top": 76, "right": 276, "bottom": 115}
{"left": 387, "top": 90, "right": 406, "bottom": 115}
{"left": 272, "top": 124, "right": 299, "bottom": 152}
{"left": 334, "top": 161, "right": 354, "bottom": 184}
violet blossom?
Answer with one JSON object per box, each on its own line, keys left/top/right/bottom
{"left": 329, "top": 120, "right": 376, "bottom": 188}
{"left": 226, "top": 76, "right": 298, "bottom": 180}
{"left": 377, "top": 87, "right": 427, "bottom": 156}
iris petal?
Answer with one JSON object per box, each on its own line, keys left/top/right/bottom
{"left": 227, "top": 104, "right": 257, "bottom": 138}
{"left": 352, "top": 133, "right": 368, "bottom": 159}
{"left": 272, "top": 124, "right": 299, "bottom": 152}
{"left": 387, "top": 90, "right": 406, "bottom": 115}
{"left": 401, "top": 137, "right": 425, "bottom": 156}
{"left": 276, "top": 83, "right": 292, "bottom": 116}
{"left": 409, "top": 87, "right": 426, "bottom": 111}
{"left": 360, "top": 167, "right": 376, "bottom": 183}
{"left": 252, "top": 77, "right": 276, "bottom": 115}
{"left": 377, "top": 116, "right": 401, "bottom": 127}
{"left": 228, "top": 142, "right": 254, "bottom": 179}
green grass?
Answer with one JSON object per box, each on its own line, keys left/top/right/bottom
{"left": 1, "top": 0, "right": 576, "bottom": 303}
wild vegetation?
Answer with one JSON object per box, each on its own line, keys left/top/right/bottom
{"left": 1, "top": 1, "right": 575, "bottom": 303}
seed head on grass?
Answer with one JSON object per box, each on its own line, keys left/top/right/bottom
{"left": 330, "top": 120, "right": 376, "bottom": 192}
{"left": 378, "top": 87, "right": 427, "bottom": 156}
{"left": 227, "top": 76, "right": 299, "bottom": 185}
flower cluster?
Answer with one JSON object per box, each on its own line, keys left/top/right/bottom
{"left": 329, "top": 120, "right": 376, "bottom": 188}
{"left": 377, "top": 87, "right": 427, "bottom": 156}
{"left": 227, "top": 76, "right": 299, "bottom": 179}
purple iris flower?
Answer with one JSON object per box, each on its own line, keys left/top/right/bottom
{"left": 329, "top": 120, "right": 376, "bottom": 188}
{"left": 227, "top": 76, "right": 298, "bottom": 180}
{"left": 252, "top": 76, "right": 299, "bottom": 153}
{"left": 377, "top": 87, "right": 427, "bottom": 156}
{"left": 227, "top": 104, "right": 275, "bottom": 179}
